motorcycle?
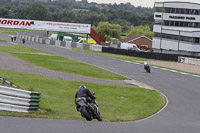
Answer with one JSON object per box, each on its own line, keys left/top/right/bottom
{"left": 144, "top": 62, "right": 151, "bottom": 73}
{"left": 75, "top": 92, "right": 102, "bottom": 121}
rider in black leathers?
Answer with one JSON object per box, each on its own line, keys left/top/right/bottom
{"left": 75, "top": 85, "right": 96, "bottom": 104}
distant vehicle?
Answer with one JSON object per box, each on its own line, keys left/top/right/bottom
{"left": 77, "top": 38, "right": 96, "bottom": 45}
{"left": 120, "top": 42, "right": 141, "bottom": 51}
{"left": 48, "top": 34, "right": 58, "bottom": 40}
{"left": 63, "top": 36, "right": 72, "bottom": 42}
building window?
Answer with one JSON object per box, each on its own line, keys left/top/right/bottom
{"left": 180, "top": 22, "right": 184, "bottom": 27}
{"left": 154, "top": 32, "right": 195, "bottom": 43}
{"left": 164, "top": 21, "right": 170, "bottom": 26}
{"left": 194, "top": 38, "right": 200, "bottom": 44}
{"left": 169, "top": 21, "right": 175, "bottom": 26}
{"left": 165, "top": 8, "right": 170, "bottom": 13}
{"left": 155, "top": 15, "right": 162, "bottom": 18}
{"left": 163, "top": 21, "right": 200, "bottom": 28}
{"left": 175, "top": 21, "right": 179, "bottom": 26}
{"left": 156, "top": 7, "right": 163, "bottom": 12}
{"left": 180, "top": 36, "right": 193, "bottom": 43}
{"left": 162, "top": 33, "right": 178, "bottom": 40}
{"left": 154, "top": 32, "right": 161, "bottom": 38}
{"left": 164, "top": 8, "right": 200, "bottom": 15}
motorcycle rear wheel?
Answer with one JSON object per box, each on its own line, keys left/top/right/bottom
{"left": 80, "top": 106, "right": 93, "bottom": 121}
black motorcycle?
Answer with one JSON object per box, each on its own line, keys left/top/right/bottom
{"left": 75, "top": 92, "right": 102, "bottom": 121}
{"left": 144, "top": 64, "right": 151, "bottom": 73}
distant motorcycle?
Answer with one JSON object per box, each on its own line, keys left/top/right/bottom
{"left": 75, "top": 92, "right": 102, "bottom": 121}
{"left": 144, "top": 62, "right": 151, "bottom": 73}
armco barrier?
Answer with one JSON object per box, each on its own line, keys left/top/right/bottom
{"left": 71, "top": 42, "right": 77, "bottom": 48}
{"left": 17, "top": 34, "right": 104, "bottom": 52}
{"left": 60, "top": 41, "right": 66, "bottom": 47}
{"left": 50, "top": 40, "right": 55, "bottom": 45}
{"left": 90, "top": 45, "right": 102, "bottom": 52}
{"left": 83, "top": 44, "right": 90, "bottom": 50}
{"left": 77, "top": 43, "right": 83, "bottom": 49}
{"left": 0, "top": 85, "right": 40, "bottom": 113}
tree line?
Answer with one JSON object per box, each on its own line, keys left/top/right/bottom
{"left": 0, "top": 0, "right": 154, "bottom": 40}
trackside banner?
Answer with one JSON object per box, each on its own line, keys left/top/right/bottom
{"left": 0, "top": 18, "right": 91, "bottom": 34}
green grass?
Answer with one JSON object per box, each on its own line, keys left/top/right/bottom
{"left": 0, "top": 28, "right": 19, "bottom": 31}
{"left": 2, "top": 32, "right": 17, "bottom": 35}
{"left": 0, "top": 69, "right": 165, "bottom": 121}
{"left": 0, "top": 45, "right": 127, "bottom": 80}
{"left": 0, "top": 27, "right": 57, "bottom": 33}
{"left": 0, "top": 40, "right": 8, "bottom": 42}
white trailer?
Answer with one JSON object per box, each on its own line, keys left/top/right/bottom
{"left": 120, "top": 42, "right": 141, "bottom": 51}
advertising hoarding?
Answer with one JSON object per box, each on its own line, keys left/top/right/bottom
{"left": 0, "top": 18, "right": 91, "bottom": 34}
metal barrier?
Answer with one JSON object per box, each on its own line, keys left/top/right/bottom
{"left": 17, "top": 34, "right": 103, "bottom": 52}
{"left": 0, "top": 85, "right": 41, "bottom": 113}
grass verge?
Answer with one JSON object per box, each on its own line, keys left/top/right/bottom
{"left": 0, "top": 69, "right": 165, "bottom": 122}
{"left": 0, "top": 40, "right": 8, "bottom": 42}
{"left": 0, "top": 27, "right": 56, "bottom": 33}
{"left": 2, "top": 32, "right": 17, "bottom": 35}
{"left": 0, "top": 45, "right": 127, "bottom": 80}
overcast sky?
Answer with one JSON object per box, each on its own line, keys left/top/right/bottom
{"left": 88, "top": 0, "right": 200, "bottom": 8}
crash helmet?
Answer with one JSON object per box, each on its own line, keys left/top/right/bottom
{"left": 79, "top": 84, "right": 86, "bottom": 89}
{"left": 144, "top": 61, "right": 148, "bottom": 65}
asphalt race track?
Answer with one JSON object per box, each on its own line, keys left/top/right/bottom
{"left": 1, "top": 33, "right": 200, "bottom": 133}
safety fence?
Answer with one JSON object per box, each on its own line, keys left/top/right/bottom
{"left": 17, "top": 34, "right": 103, "bottom": 52}
{"left": 0, "top": 85, "right": 41, "bottom": 113}
{"left": 102, "top": 47, "right": 179, "bottom": 61}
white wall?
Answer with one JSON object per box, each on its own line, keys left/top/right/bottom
{"left": 191, "top": 45, "right": 200, "bottom": 52}
{"left": 161, "top": 39, "right": 179, "bottom": 50}
{"left": 152, "top": 37, "right": 161, "bottom": 49}
{"left": 179, "top": 42, "right": 192, "bottom": 51}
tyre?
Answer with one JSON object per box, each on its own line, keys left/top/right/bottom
{"left": 146, "top": 67, "right": 150, "bottom": 73}
{"left": 80, "top": 106, "right": 93, "bottom": 121}
{"left": 96, "top": 111, "right": 102, "bottom": 121}
{"left": 147, "top": 68, "right": 151, "bottom": 73}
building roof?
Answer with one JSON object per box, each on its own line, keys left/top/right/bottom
{"left": 155, "top": 1, "right": 200, "bottom": 5}
{"left": 121, "top": 35, "right": 152, "bottom": 43}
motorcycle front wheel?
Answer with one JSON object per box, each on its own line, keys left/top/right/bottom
{"left": 96, "top": 111, "right": 102, "bottom": 121}
{"left": 80, "top": 106, "right": 93, "bottom": 121}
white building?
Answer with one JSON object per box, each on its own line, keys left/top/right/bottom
{"left": 153, "top": 1, "right": 200, "bottom": 56}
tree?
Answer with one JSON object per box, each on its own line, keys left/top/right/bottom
{"left": 127, "top": 25, "right": 154, "bottom": 39}
{"left": 26, "top": 3, "right": 51, "bottom": 20}
{"left": 93, "top": 22, "right": 122, "bottom": 39}
{"left": 0, "top": 7, "right": 12, "bottom": 18}
{"left": 12, "top": 5, "right": 27, "bottom": 19}
{"left": 111, "top": 18, "right": 131, "bottom": 32}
